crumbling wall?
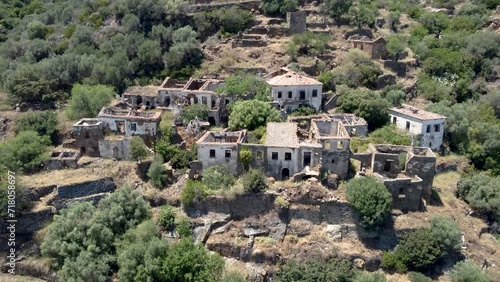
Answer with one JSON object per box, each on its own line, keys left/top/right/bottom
{"left": 321, "top": 150, "right": 350, "bottom": 179}
{"left": 287, "top": 11, "right": 307, "bottom": 34}
{"left": 383, "top": 60, "right": 407, "bottom": 77}
{"left": 56, "top": 177, "right": 116, "bottom": 199}
{"left": 98, "top": 138, "right": 131, "bottom": 160}
{"left": 405, "top": 154, "right": 436, "bottom": 201}
{"left": 74, "top": 125, "right": 104, "bottom": 157}
{"left": 382, "top": 177, "right": 423, "bottom": 212}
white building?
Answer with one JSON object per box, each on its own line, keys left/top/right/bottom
{"left": 389, "top": 104, "right": 446, "bottom": 150}
{"left": 97, "top": 106, "right": 161, "bottom": 138}
{"left": 266, "top": 69, "right": 323, "bottom": 112}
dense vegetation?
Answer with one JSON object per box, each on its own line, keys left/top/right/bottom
{"left": 345, "top": 177, "right": 392, "bottom": 228}
{"left": 41, "top": 187, "right": 225, "bottom": 281}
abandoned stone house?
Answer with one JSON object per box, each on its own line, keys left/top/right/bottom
{"left": 122, "top": 76, "right": 228, "bottom": 125}
{"left": 196, "top": 117, "right": 352, "bottom": 180}
{"left": 70, "top": 106, "right": 161, "bottom": 159}
{"left": 352, "top": 144, "right": 437, "bottom": 212}
{"left": 389, "top": 104, "right": 447, "bottom": 150}
{"left": 348, "top": 35, "right": 387, "bottom": 60}
{"left": 266, "top": 69, "right": 323, "bottom": 112}
{"left": 288, "top": 113, "right": 368, "bottom": 137}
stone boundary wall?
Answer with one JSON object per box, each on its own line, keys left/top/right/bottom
{"left": 56, "top": 177, "right": 116, "bottom": 199}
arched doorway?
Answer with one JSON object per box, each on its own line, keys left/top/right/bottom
{"left": 281, "top": 168, "right": 290, "bottom": 180}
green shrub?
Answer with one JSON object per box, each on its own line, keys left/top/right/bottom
{"left": 430, "top": 216, "right": 462, "bottom": 255}
{"left": 354, "top": 272, "right": 387, "bottom": 282}
{"left": 14, "top": 111, "right": 58, "bottom": 144}
{"left": 181, "top": 180, "right": 207, "bottom": 206}
{"left": 275, "top": 259, "right": 355, "bottom": 282}
{"left": 175, "top": 217, "right": 193, "bottom": 238}
{"left": 345, "top": 177, "right": 392, "bottom": 229}
{"left": 130, "top": 136, "right": 148, "bottom": 161}
{"left": 409, "top": 272, "right": 433, "bottom": 282}
{"left": 228, "top": 100, "right": 281, "bottom": 131}
{"left": 180, "top": 104, "right": 209, "bottom": 123}
{"left": 157, "top": 205, "right": 176, "bottom": 230}
{"left": 381, "top": 251, "right": 407, "bottom": 273}
{"left": 217, "top": 72, "right": 270, "bottom": 101}
{"left": 148, "top": 155, "right": 169, "bottom": 188}
{"left": 290, "top": 105, "right": 317, "bottom": 116}
{"left": 242, "top": 168, "right": 268, "bottom": 193}
{"left": 66, "top": 84, "right": 115, "bottom": 120}
{"left": 0, "top": 131, "right": 50, "bottom": 173}
{"left": 395, "top": 228, "right": 442, "bottom": 271}
{"left": 202, "top": 165, "right": 235, "bottom": 190}
{"left": 239, "top": 148, "right": 252, "bottom": 171}
{"left": 260, "top": 0, "right": 297, "bottom": 16}
{"left": 450, "top": 261, "right": 490, "bottom": 282}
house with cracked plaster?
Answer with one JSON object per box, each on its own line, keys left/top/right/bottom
{"left": 389, "top": 104, "right": 446, "bottom": 150}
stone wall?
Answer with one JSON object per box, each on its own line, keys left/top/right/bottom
{"left": 98, "top": 137, "right": 131, "bottom": 160}
{"left": 56, "top": 177, "right": 116, "bottom": 199}
{"left": 382, "top": 177, "right": 423, "bottom": 212}
{"left": 287, "top": 11, "right": 307, "bottom": 34}
{"left": 383, "top": 60, "right": 407, "bottom": 77}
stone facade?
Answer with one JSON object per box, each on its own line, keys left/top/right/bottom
{"left": 287, "top": 11, "right": 307, "bottom": 34}
{"left": 288, "top": 113, "right": 368, "bottom": 137}
{"left": 196, "top": 118, "right": 354, "bottom": 180}
{"left": 72, "top": 119, "right": 105, "bottom": 157}
{"left": 97, "top": 106, "right": 161, "bottom": 139}
{"left": 266, "top": 69, "right": 323, "bottom": 112}
{"left": 389, "top": 104, "right": 447, "bottom": 150}
{"left": 353, "top": 144, "right": 437, "bottom": 211}
{"left": 348, "top": 35, "right": 387, "bottom": 60}
{"left": 98, "top": 136, "right": 131, "bottom": 160}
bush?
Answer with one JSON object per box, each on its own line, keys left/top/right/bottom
{"left": 175, "top": 217, "right": 193, "bottom": 238}
{"left": 202, "top": 165, "right": 235, "bottom": 190}
{"left": 275, "top": 259, "right": 355, "bottom": 282}
{"left": 287, "top": 31, "right": 329, "bottom": 59}
{"left": 260, "top": 0, "right": 297, "bottom": 16}
{"left": 157, "top": 204, "right": 176, "bottom": 230}
{"left": 450, "top": 261, "right": 490, "bottom": 282}
{"left": 130, "top": 136, "right": 148, "bottom": 161}
{"left": 148, "top": 155, "right": 169, "bottom": 188}
{"left": 337, "top": 88, "right": 390, "bottom": 130}
{"left": 117, "top": 220, "right": 168, "bottom": 282}
{"left": 239, "top": 148, "right": 252, "bottom": 171}
{"left": 242, "top": 168, "right": 267, "bottom": 193}
{"left": 66, "top": 84, "right": 115, "bottom": 120}
{"left": 14, "top": 110, "right": 58, "bottom": 144}
{"left": 228, "top": 100, "right": 281, "bottom": 131}
{"left": 394, "top": 228, "right": 442, "bottom": 271}
{"left": 181, "top": 180, "right": 207, "bottom": 206}
{"left": 0, "top": 131, "right": 50, "bottom": 173}
{"left": 354, "top": 272, "right": 387, "bottom": 282}
{"left": 193, "top": 7, "right": 254, "bottom": 37}
{"left": 290, "top": 105, "right": 317, "bottom": 116}
{"left": 346, "top": 177, "right": 392, "bottom": 228}
{"left": 457, "top": 173, "right": 500, "bottom": 222}
{"left": 381, "top": 251, "right": 407, "bottom": 273}
{"left": 180, "top": 103, "right": 209, "bottom": 123}
{"left": 161, "top": 238, "right": 225, "bottom": 282}
{"left": 430, "top": 216, "right": 462, "bottom": 255}
{"left": 217, "top": 72, "right": 270, "bottom": 101}
{"left": 409, "top": 272, "right": 433, "bottom": 282}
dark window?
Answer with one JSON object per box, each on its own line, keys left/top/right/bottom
{"left": 406, "top": 121, "right": 410, "bottom": 130}
{"left": 202, "top": 97, "right": 207, "bottom": 105}
{"left": 131, "top": 123, "right": 137, "bottom": 131}
{"left": 434, "top": 124, "right": 440, "bottom": 132}
{"left": 225, "top": 150, "right": 231, "bottom": 158}
{"left": 312, "top": 89, "right": 318, "bottom": 97}
{"left": 426, "top": 125, "right": 431, "bottom": 133}
{"left": 299, "top": 91, "right": 306, "bottom": 100}
{"left": 392, "top": 116, "right": 397, "bottom": 124}
{"left": 278, "top": 92, "right": 282, "bottom": 98}
{"left": 288, "top": 91, "right": 292, "bottom": 98}
{"left": 285, "top": 152, "right": 292, "bottom": 160}
{"left": 210, "top": 150, "right": 216, "bottom": 158}
{"left": 384, "top": 160, "right": 392, "bottom": 172}
{"left": 303, "top": 152, "right": 311, "bottom": 166}
{"left": 429, "top": 142, "right": 432, "bottom": 148}
{"left": 272, "top": 152, "right": 278, "bottom": 160}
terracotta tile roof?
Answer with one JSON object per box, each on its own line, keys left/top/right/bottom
{"left": 266, "top": 71, "right": 322, "bottom": 86}
{"left": 265, "top": 122, "right": 299, "bottom": 148}
{"left": 389, "top": 104, "right": 447, "bottom": 121}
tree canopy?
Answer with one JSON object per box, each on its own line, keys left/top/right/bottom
{"left": 228, "top": 99, "right": 281, "bottom": 131}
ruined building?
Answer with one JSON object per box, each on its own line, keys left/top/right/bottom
{"left": 288, "top": 113, "right": 368, "bottom": 137}
{"left": 70, "top": 106, "right": 161, "bottom": 160}
{"left": 352, "top": 144, "right": 437, "bottom": 212}
{"left": 196, "top": 117, "right": 354, "bottom": 180}
{"left": 122, "top": 76, "right": 228, "bottom": 125}
{"left": 266, "top": 69, "right": 323, "bottom": 112}
{"left": 348, "top": 35, "right": 387, "bottom": 60}
{"left": 389, "top": 104, "right": 446, "bottom": 150}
